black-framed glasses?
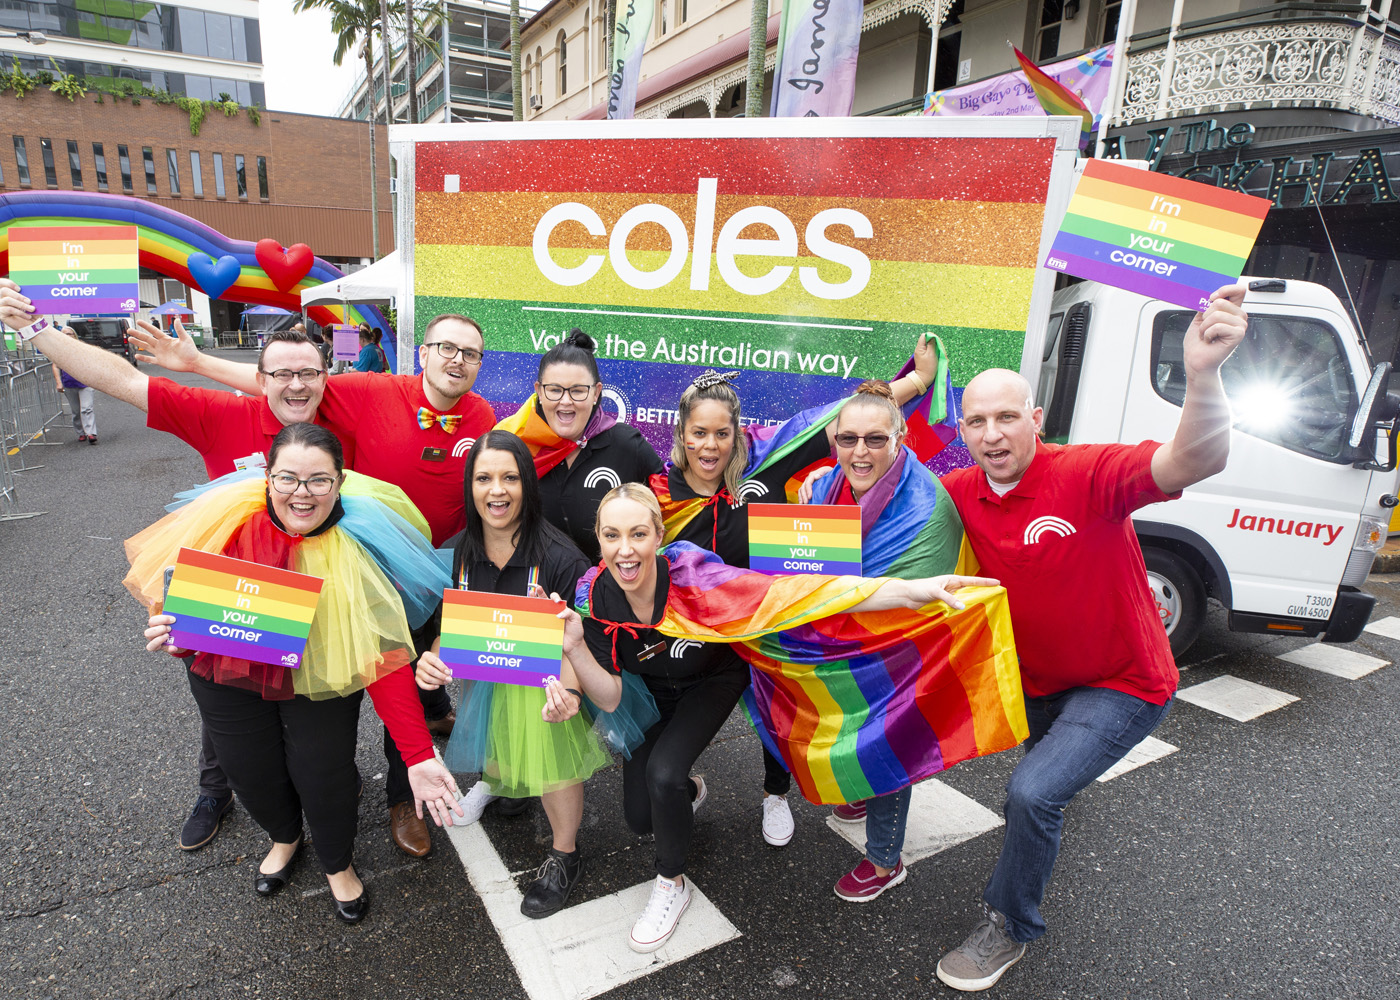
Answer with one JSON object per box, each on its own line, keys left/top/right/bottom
{"left": 260, "top": 367, "right": 326, "bottom": 384}
{"left": 268, "top": 472, "right": 340, "bottom": 495}
{"left": 834, "top": 432, "right": 892, "bottom": 450}
{"left": 425, "top": 342, "right": 483, "bottom": 365}
{"left": 539, "top": 382, "right": 596, "bottom": 402}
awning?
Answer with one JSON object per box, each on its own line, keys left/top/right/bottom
{"left": 300, "top": 250, "right": 400, "bottom": 308}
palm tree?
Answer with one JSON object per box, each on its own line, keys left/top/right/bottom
{"left": 405, "top": 0, "right": 418, "bottom": 122}
{"left": 293, "top": 0, "right": 397, "bottom": 259}
{"left": 510, "top": 0, "right": 522, "bottom": 121}
{"left": 745, "top": 0, "right": 768, "bottom": 118}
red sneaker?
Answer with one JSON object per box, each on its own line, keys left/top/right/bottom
{"left": 831, "top": 800, "right": 867, "bottom": 823}
{"left": 77, "top": 434, "right": 88, "bottom": 442}
{"left": 834, "top": 858, "right": 906, "bottom": 903}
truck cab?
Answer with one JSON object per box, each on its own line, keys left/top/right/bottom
{"left": 1037, "top": 277, "right": 1400, "bottom": 654}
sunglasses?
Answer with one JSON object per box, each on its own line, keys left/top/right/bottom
{"left": 833, "top": 432, "right": 892, "bottom": 449}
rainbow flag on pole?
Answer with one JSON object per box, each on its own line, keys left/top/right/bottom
{"left": 1012, "top": 45, "right": 1094, "bottom": 148}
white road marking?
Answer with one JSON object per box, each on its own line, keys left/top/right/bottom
{"left": 1364, "top": 615, "right": 1400, "bottom": 642}
{"left": 444, "top": 821, "right": 740, "bottom": 1000}
{"left": 1176, "top": 675, "right": 1299, "bottom": 721}
{"left": 1277, "top": 643, "right": 1388, "bottom": 680}
{"left": 824, "top": 778, "right": 1002, "bottom": 864}
{"left": 1096, "top": 735, "right": 1179, "bottom": 782}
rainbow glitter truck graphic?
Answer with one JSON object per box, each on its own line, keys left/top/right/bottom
{"left": 390, "top": 116, "right": 1084, "bottom": 473}
{"left": 164, "top": 548, "right": 324, "bottom": 668}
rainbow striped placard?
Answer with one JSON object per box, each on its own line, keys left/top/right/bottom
{"left": 163, "top": 547, "right": 324, "bottom": 668}
{"left": 1045, "top": 159, "right": 1271, "bottom": 311}
{"left": 8, "top": 225, "right": 139, "bottom": 313}
{"left": 438, "top": 590, "right": 565, "bottom": 687}
{"left": 749, "top": 503, "right": 862, "bottom": 576}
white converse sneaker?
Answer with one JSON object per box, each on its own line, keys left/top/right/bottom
{"left": 762, "top": 794, "right": 794, "bottom": 847}
{"left": 456, "top": 780, "right": 497, "bottom": 825}
{"left": 628, "top": 874, "right": 693, "bottom": 953}
{"left": 690, "top": 775, "right": 708, "bottom": 814}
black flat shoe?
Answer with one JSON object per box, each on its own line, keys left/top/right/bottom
{"left": 332, "top": 889, "right": 369, "bottom": 924}
{"left": 254, "top": 840, "right": 303, "bottom": 897}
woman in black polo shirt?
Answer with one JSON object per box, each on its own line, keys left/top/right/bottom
{"left": 414, "top": 429, "right": 610, "bottom": 919}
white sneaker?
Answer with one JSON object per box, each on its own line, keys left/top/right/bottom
{"left": 761, "top": 793, "right": 794, "bottom": 847}
{"left": 456, "top": 780, "right": 497, "bottom": 825}
{"left": 628, "top": 875, "right": 693, "bottom": 953}
{"left": 690, "top": 775, "right": 708, "bottom": 814}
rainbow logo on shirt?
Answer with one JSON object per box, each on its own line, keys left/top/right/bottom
{"left": 438, "top": 590, "right": 565, "bottom": 688}
{"left": 749, "top": 503, "right": 863, "bottom": 576}
{"left": 164, "top": 547, "right": 323, "bottom": 667}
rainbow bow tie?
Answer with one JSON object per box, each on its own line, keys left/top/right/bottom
{"left": 417, "top": 407, "right": 462, "bottom": 434}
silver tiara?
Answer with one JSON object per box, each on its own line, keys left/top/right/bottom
{"left": 692, "top": 369, "right": 740, "bottom": 390}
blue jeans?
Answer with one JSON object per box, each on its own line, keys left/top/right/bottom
{"left": 864, "top": 785, "right": 913, "bottom": 869}
{"left": 983, "top": 686, "right": 1171, "bottom": 943}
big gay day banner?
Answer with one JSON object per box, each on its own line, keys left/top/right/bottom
{"left": 924, "top": 44, "right": 1114, "bottom": 127}
{"left": 400, "top": 119, "right": 1077, "bottom": 470}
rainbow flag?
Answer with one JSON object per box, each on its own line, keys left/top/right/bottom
{"left": 578, "top": 543, "right": 1026, "bottom": 805}
{"left": 770, "top": 0, "right": 863, "bottom": 117}
{"left": 895, "top": 333, "right": 960, "bottom": 461}
{"left": 494, "top": 395, "right": 617, "bottom": 477}
{"left": 1013, "top": 46, "right": 1094, "bottom": 149}
{"left": 606, "top": 0, "right": 653, "bottom": 119}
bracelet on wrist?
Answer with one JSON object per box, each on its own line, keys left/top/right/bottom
{"left": 17, "top": 317, "right": 51, "bottom": 342}
{"left": 566, "top": 687, "right": 583, "bottom": 702}
{"left": 908, "top": 370, "right": 928, "bottom": 395}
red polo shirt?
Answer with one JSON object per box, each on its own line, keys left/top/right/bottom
{"left": 941, "top": 440, "right": 1180, "bottom": 705}
{"left": 318, "top": 373, "right": 496, "bottom": 545}
{"left": 146, "top": 378, "right": 355, "bottom": 479}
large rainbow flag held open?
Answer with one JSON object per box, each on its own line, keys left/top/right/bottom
{"left": 579, "top": 543, "right": 1027, "bottom": 805}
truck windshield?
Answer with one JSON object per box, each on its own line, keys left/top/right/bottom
{"left": 1151, "top": 311, "right": 1357, "bottom": 463}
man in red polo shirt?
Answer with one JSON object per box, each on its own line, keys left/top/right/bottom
{"left": 1, "top": 275, "right": 337, "bottom": 855}
{"left": 933, "top": 285, "right": 1248, "bottom": 992}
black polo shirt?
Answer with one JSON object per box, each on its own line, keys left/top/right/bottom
{"left": 540, "top": 423, "right": 664, "bottom": 563}
{"left": 665, "top": 429, "right": 834, "bottom": 567}
{"left": 581, "top": 556, "right": 744, "bottom": 683}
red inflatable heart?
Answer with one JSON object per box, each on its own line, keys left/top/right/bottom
{"left": 255, "top": 239, "right": 314, "bottom": 292}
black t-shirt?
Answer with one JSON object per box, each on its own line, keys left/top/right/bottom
{"left": 666, "top": 428, "right": 833, "bottom": 567}
{"left": 540, "top": 423, "right": 664, "bottom": 563}
{"left": 581, "top": 556, "right": 744, "bottom": 682}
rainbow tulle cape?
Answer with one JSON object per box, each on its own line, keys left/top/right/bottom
{"left": 494, "top": 394, "right": 616, "bottom": 477}
{"left": 579, "top": 543, "right": 1026, "bottom": 805}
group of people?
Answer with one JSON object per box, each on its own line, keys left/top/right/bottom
{"left": 0, "top": 274, "right": 1248, "bottom": 991}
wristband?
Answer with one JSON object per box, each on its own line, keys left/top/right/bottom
{"left": 16, "top": 316, "right": 51, "bottom": 342}
{"left": 908, "top": 370, "right": 928, "bottom": 395}
{"left": 566, "top": 687, "right": 583, "bottom": 702}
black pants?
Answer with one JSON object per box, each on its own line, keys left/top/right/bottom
{"left": 384, "top": 684, "right": 453, "bottom": 808}
{"left": 761, "top": 740, "right": 791, "bottom": 796}
{"left": 624, "top": 663, "right": 750, "bottom": 879}
{"left": 187, "top": 670, "right": 362, "bottom": 874}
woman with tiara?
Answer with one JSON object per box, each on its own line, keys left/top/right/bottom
{"left": 130, "top": 424, "right": 463, "bottom": 923}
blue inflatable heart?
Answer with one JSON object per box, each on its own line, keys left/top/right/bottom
{"left": 187, "top": 252, "right": 242, "bottom": 300}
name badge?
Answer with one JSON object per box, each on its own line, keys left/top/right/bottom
{"left": 422, "top": 446, "right": 446, "bottom": 463}
{"left": 233, "top": 452, "right": 267, "bottom": 472}
{"left": 638, "top": 640, "right": 666, "bottom": 662}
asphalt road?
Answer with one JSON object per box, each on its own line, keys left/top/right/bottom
{"left": 3, "top": 361, "right": 1397, "bottom": 1000}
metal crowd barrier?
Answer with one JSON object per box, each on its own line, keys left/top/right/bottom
{"left": 0, "top": 351, "right": 56, "bottom": 519}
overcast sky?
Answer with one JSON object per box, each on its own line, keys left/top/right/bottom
{"left": 261, "top": 2, "right": 364, "bottom": 118}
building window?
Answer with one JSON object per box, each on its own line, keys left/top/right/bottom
{"left": 213, "top": 152, "right": 226, "bottom": 197}
{"left": 535, "top": 47, "right": 543, "bottom": 97}
{"left": 166, "top": 148, "right": 181, "bottom": 194}
{"left": 524, "top": 54, "right": 532, "bottom": 107}
{"left": 235, "top": 154, "right": 246, "bottom": 198}
{"left": 660, "top": 0, "right": 668, "bottom": 36}
{"left": 92, "top": 143, "right": 108, "bottom": 191}
{"left": 66, "top": 140, "right": 82, "bottom": 188}
{"left": 1035, "top": 0, "right": 1069, "bottom": 61}
{"left": 1099, "top": 0, "right": 1122, "bottom": 44}
{"left": 12, "top": 137, "right": 29, "bottom": 186}
{"left": 256, "top": 156, "right": 268, "bottom": 200}
{"left": 117, "top": 144, "right": 132, "bottom": 192}
{"left": 189, "top": 151, "right": 203, "bottom": 197}
{"left": 557, "top": 31, "right": 567, "bottom": 94}
{"left": 39, "top": 138, "right": 57, "bottom": 187}
{"left": 598, "top": 13, "right": 607, "bottom": 69}
{"left": 142, "top": 146, "right": 157, "bottom": 193}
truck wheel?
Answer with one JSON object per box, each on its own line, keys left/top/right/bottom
{"left": 1143, "top": 548, "right": 1206, "bottom": 656}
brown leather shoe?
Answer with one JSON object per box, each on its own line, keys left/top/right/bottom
{"left": 426, "top": 710, "right": 456, "bottom": 739}
{"left": 389, "top": 801, "right": 432, "bottom": 858}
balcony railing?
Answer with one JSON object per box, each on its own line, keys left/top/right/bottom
{"left": 450, "top": 84, "right": 512, "bottom": 108}
{"left": 449, "top": 31, "right": 508, "bottom": 57}
{"left": 1117, "top": 4, "right": 1400, "bottom": 126}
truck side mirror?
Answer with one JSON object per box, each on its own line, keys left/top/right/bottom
{"left": 1349, "top": 362, "right": 1399, "bottom": 472}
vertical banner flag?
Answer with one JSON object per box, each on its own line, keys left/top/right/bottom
{"left": 7, "top": 224, "right": 139, "bottom": 313}
{"left": 412, "top": 121, "right": 1066, "bottom": 475}
{"left": 770, "top": 0, "right": 864, "bottom": 118}
{"left": 437, "top": 590, "right": 566, "bottom": 687}
{"left": 332, "top": 324, "right": 361, "bottom": 361}
{"left": 606, "top": 0, "right": 654, "bottom": 120}
{"left": 924, "top": 44, "right": 1114, "bottom": 128}
{"left": 749, "top": 503, "right": 862, "bottom": 575}
{"left": 1045, "top": 158, "right": 1271, "bottom": 310}
{"left": 163, "top": 547, "right": 324, "bottom": 668}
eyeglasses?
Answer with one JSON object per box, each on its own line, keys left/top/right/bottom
{"left": 539, "top": 382, "right": 597, "bottom": 402}
{"left": 834, "top": 432, "right": 893, "bottom": 450}
{"left": 425, "top": 342, "right": 484, "bottom": 365}
{"left": 260, "top": 367, "right": 326, "bottom": 384}
{"left": 268, "top": 473, "right": 339, "bottom": 495}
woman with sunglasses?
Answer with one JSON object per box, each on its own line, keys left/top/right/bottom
{"left": 129, "top": 424, "right": 462, "bottom": 922}
{"left": 650, "top": 334, "right": 940, "bottom": 847}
